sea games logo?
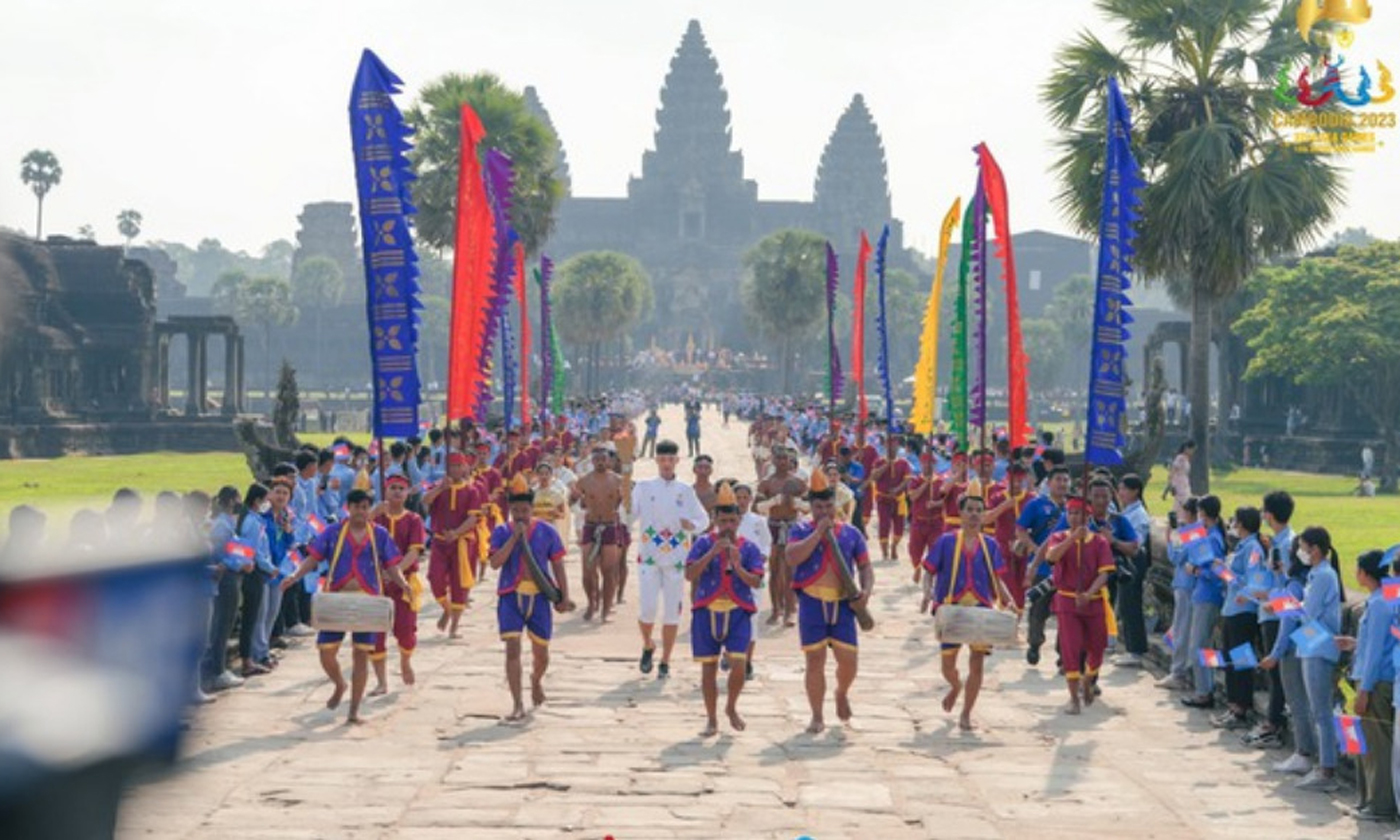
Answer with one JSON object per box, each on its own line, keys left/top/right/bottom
{"left": 1274, "top": 0, "right": 1395, "bottom": 153}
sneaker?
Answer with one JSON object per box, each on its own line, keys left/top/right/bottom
{"left": 287, "top": 623, "right": 316, "bottom": 637}
{"left": 640, "top": 646, "right": 655, "bottom": 674}
{"left": 1212, "top": 711, "right": 1252, "bottom": 731}
{"left": 1027, "top": 646, "right": 1041, "bottom": 666}
{"left": 1250, "top": 730, "right": 1285, "bottom": 750}
{"left": 1112, "top": 653, "right": 1143, "bottom": 668}
{"left": 1180, "top": 695, "right": 1214, "bottom": 709}
{"left": 657, "top": 661, "right": 670, "bottom": 680}
{"left": 1155, "top": 675, "right": 1187, "bottom": 691}
{"left": 192, "top": 689, "right": 217, "bottom": 705}
{"left": 210, "top": 670, "right": 244, "bottom": 691}
{"left": 1295, "top": 769, "right": 1339, "bottom": 792}
{"left": 1273, "top": 753, "right": 1313, "bottom": 775}
{"left": 1349, "top": 805, "right": 1391, "bottom": 822}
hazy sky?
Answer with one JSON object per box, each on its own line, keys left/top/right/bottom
{"left": 3, "top": 0, "right": 1398, "bottom": 257}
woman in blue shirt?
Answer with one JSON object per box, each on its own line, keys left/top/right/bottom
{"left": 1260, "top": 540, "right": 1316, "bottom": 776}
{"left": 202, "top": 487, "right": 251, "bottom": 690}
{"left": 1157, "top": 498, "right": 1198, "bottom": 690}
{"left": 251, "top": 477, "right": 298, "bottom": 672}
{"left": 1181, "top": 495, "right": 1228, "bottom": 709}
{"left": 1335, "top": 550, "right": 1397, "bottom": 818}
{"left": 1288, "top": 526, "right": 1346, "bottom": 792}
{"left": 1214, "top": 507, "right": 1265, "bottom": 729}
{"left": 233, "top": 483, "right": 274, "bottom": 678}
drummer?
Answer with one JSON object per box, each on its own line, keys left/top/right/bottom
{"left": 923, "top": 479, "right": 1018, "bottom": 731}
{"left": 281, "top": 489, "right": 411, "bottom": 725}
{"left": 487, "top": 473, "right": 576, "bottom": 724}
{"left": 1041, "top": 496, "right": 1115, "bottom": 714}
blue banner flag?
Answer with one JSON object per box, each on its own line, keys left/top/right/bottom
{"left": 1084, "top": 77, "right": 1144, "bottom": 466}
{"left": 874, "top": 224, "right": 894, "bottom": 428}
{"left": 349, "top": 49, "right": 423, "bottom": 438}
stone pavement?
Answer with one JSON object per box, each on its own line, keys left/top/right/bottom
{"left": 119, "top": 405, "right": 1391, "bottom": 840}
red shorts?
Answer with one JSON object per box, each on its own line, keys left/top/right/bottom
{"left": 581, "top": 522, "right": 624, "bottom": 547}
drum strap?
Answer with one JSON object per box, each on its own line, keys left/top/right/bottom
{"left": 329, "top": 523, "right": 381, "bottom": 593}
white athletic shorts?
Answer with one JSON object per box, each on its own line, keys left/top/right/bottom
{"left": 637, "top": 562, "right": 685, "bottom": 626}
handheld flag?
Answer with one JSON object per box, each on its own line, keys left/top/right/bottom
{"left": 1267, "top": 590, "right": 1304, "bottom": 618}
{"left": 1228, "top": 643, "right": 1259, "bottom": 670}
{"left": 305, "top": 513, "right": 327, "bottom": 536}
{"left": 1214, "top": 562, "right": 1236, "bottom": 584}
{"left": 1335, "top": 714, "right": 1368, "bottom": 755}
{"left": 1382, "top": 576, "right": 1400, "bottom": 603}
{"left": 1198, "top": 649, "right": 1225, "bottom": 668}
{"left": 225, "top": 542, "right": 255, "bottom": 562}
{"left": 1290, "top": 620, "right": 1338, "bottom": 659}
{"left": 1163, "top": 629, "right": 1175, "bottom": 651}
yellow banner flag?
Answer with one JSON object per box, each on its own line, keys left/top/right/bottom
{"left": 910, "top": 198, "right": 961, "bottom": 435}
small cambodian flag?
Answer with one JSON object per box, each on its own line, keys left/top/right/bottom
{"left": 1164, "top": 629, "right": 1175, "bottom": 651}
{"left": 1391, "top": 624, "right": 1400, "bottom": 643}
{"left": 1228, "top": 643, "right": 1259, "bottom": 670}
{"left": 306, "top": 513, "right": 327, "bottom": 535}
{"left": 1215, "top": 563, "right": 1236, "bottom": 583}
{"left": 1268, "top": 590, "right": 1304, "bottom": 618}
{"left": 1199, "top": 648, "right": 1225, "bottom": 668}
{"left": 225, "top": 542, "right": 255, "bottom": 561}
{"left": 1335, "top": 714, "right": 1367, "bottom": 755}
{"left": 1291, "top": 620, "right": 1337, "bottom": 659}
{"left": 1382, "top": 577, "right": 1400, "bottom": 603}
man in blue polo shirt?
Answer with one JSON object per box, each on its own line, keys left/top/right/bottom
{"left": 1018, "top": 466, "right": 1070, "bottom": 665}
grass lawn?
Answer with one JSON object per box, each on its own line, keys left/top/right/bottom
{"left": 1201, "top": 468, "right": 1399, "bottom": 590}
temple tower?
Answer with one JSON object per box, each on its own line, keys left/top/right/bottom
{"left": 814, "top": 94, "right": 896, "bottom": 250}
{"left": 627, "top": 19, "right": 757, "bottom": 246}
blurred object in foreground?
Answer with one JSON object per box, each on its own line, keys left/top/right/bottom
{"left": 0, "top": 539, "right": 207, "bottom": 840}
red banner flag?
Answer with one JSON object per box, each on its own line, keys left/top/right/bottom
{"left": 515, "top": 240, "right": 529, "bottom": 429}
{"left": 447, "top": 104, "right": 494, "bottom": 422}
{"left": 852, "top": 231, "right": 871, "bottom": 425}
{"left": 976, "top": 143, "right": 1031, "bottom": 447}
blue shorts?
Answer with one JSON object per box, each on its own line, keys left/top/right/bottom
{"left": 691, "top": 606, "right": 753, "bottom": 662}
{"left": 317, "top": 630, "right": 381, "bottom": 650}
{"left": 797, "top": 591, "right": 858, "bottom": 652}
{"left": 498, "top": 590, "right": 553, "bottom": 645}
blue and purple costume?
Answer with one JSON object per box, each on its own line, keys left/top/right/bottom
{"left": 686, "top": 532, "right": 766, "bottom": 662}
{"left": 490, "top": 520, "right": 566, "bottom": 646}
{"left": 788, "top": 521, "right": 870, "bottom": 652}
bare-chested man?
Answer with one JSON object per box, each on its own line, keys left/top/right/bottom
{"left": 692, "top": 454, "right": 718, "bottom": 518}
{"left": 574, "top": 445, "right": 624, "bottom": 621}
{"left": 754, "top": 446, "right": 808, "bottom": 627}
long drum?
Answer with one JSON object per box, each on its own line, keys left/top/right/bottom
{"left": 934, "top": 604, "right": 1018, "bottom": 647}
{"left": 311, "top": 591, "right": 394, "bottom": 633}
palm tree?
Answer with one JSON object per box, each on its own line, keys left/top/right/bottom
{"left": 405, "top": 73, "right": 564, "bottom": 257}
{"left": 740, "top": 229, "right": 828, "bottom": 395}
{"left": 116, "top": 209, "right": 143, "bottom": 252}
{"left": 19, "top": 150, "right": 62, "bottom": 240}
{"left": 552, "top": 251, "right": 652, "bottom": 395}
{"left": 1042, "top": 0, "right": 1345, "bottom": 491}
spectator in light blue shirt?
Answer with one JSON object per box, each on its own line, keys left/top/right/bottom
{"left": 1337, "top": 550, "right": 1398, "bottom": 819}
{"left": 1245, "top": 490, "right": 1295, "bottom": 748}
{"left": 1290, "top": 526, "right": 1345, "bottom": 792}
{"left": 1156, "top": 497, "right": 1199, "bottom": 689}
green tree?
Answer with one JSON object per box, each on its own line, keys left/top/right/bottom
{"left": 290, "top": 255, "right": 345, "bottom": 375}
{"left": 740, "top": 230, "right": 828, "bottom": 395}
{"left": 552, "top": 251, "right": 652, "bottom": 394}
{"left": 19, "top": 149, "right": 62, "bottom": 240}
{"left": 1045, "top": 273, "right": 1095, "bottom": 379}
{"left": 1023, "top": 318, "right": 1068, "bottom": 392}
{"left": 1236, "top": 242, "right": 1400, "bottom": 491}
{"left": 210, "top": 269, "right": 249, "bottom": 317}
{"left": 116, "top": 209, "right": 142, "bottom": 251}
{"left": 1042, "top": 0, "right": 1344, "bottom": 491}
{"left": 239, "top": 276, "right": 299, "bottom": 394}
{"left": 406, "top": 73, "right": 564, "bottom": 256}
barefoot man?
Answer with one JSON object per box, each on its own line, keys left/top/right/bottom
{"left": 370, "top": 474, "right": 427, "bottom": 693}
{"left": 422, "top": 452, "right": 482, "bottom": 638}
{"left": 487, "top": 474, "right": 576, "bottom": 723}
{"left": 575, "top": 445, "right": 625, "bottom": 622}
{"left": 923, "top": 482, "right": 1018, "bottom": 730}
{"left": 785, "top": 469, "right": 873, "bottom": 734}
{"left": 754, "top": 446, "right": 807, "bottom": 627}
{"left": 1041, "top": 496, "right": 1114, "bottom": 714}
{"left": 631, "top": 439, "right": 709, "bottom": 678}
{"left": 685, "top": 483, "right": 765, "bottom": 735}
{"left": 281, "top": 489, "right": 411, "bottom": 725}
